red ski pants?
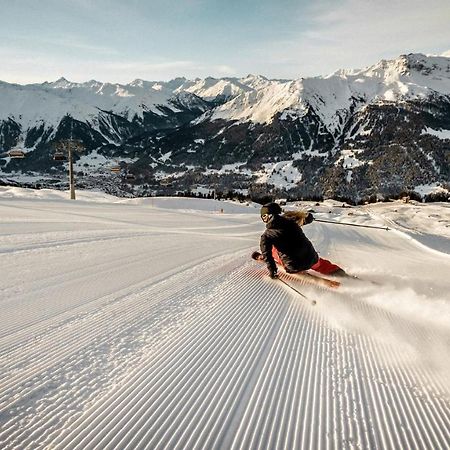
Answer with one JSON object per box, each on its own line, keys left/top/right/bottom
{"left": 272, "top": 248, "right": 342, "bottom": 275}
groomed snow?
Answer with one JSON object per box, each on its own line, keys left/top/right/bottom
{"left": 0, "top": 188, "right": 449, "bottom": 449}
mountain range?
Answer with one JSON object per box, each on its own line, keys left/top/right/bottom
{"left": 1, "top": 52, "right": 449, "bottom": 202}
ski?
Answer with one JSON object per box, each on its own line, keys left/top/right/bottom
{"left": 251, "top": 251, "right": 340, "bottom": 290}
{"left": 287, "top": 270, "right": 340, "bottom": 289}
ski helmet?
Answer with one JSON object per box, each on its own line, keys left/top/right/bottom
{"left": 260, "top": 202, "right": 282, "bottom": 223}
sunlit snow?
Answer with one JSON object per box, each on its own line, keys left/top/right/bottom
{"left": 1, "top": 188, "right": 449, "bottom": 449}
{"left": 422, "top": 126, "right": 450, "bottom": 140}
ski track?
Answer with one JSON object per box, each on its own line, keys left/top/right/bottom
{"left": 1, "top": 201, "right": 450, "bottom": 449}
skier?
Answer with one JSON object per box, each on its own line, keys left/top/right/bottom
{"left": 253, "top": 202, "right": 347, "bottom": 283}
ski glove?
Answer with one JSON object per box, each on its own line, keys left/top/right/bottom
{"left": 269, "top": 268, "right": 278, "bottom": 279}
{"left": 251, "top": 250, "right": 262, "bottom": 260}
{"left": 305, "top": 213, "right": 314, "bottom": 224}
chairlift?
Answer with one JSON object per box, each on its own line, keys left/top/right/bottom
{"left": 8, "top": 149, "right": 25, "bottom": 158}
{"left": 53, "top": 151, "right": 67, "bottom": 161}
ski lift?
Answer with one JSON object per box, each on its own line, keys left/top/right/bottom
{"left": 53, "top": 151, "right": 66, "bottom": 161}
{"left": 8, "top": 149, "right": 25, "bottom": 158}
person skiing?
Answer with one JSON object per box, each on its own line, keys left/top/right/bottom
{"left": 253, "top": 202, "right": 346, "bottom": 284}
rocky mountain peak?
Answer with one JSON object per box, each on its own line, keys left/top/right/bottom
{"left": 50, "top": 77, "right": 73, "bottom": 88}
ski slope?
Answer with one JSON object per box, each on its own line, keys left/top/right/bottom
{"left": 0, "top": 188, "right": 449, "bottom": 450}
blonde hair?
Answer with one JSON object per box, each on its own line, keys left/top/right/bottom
{"left": 282, "top": 210, "right": 310, "bottom": 226}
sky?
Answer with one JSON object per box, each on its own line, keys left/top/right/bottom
{"left": 1, "top": 0, "right": 449, "bottom": 84}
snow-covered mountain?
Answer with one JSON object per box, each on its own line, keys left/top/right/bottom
{"left": 210, "top": 53, "right": 450, "bottom": 130}
{"left": 0, "top": 76, "right": 208, "bottom": 136}
{"left": 1, "top": 53, "right": 449, "bottom": 202}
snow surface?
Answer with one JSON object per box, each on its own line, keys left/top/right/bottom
{"left": 256, "top": 161, "right": 303, "bottom": 188}
{"left": 422, "top": 126, "right": 450, "bottom": 140}
{"left": 335, "top": 149, "right": 366, "bottom": 169}
{"left": 0, "top": 77, "right": 192, "bottom": 133}
{"left": 0, "top": 188, "right": 449, "bottom": 449}
{"left": 414, "top": 182, "right": 449, "bottom": 197}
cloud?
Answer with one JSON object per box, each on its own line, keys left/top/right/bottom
{"left": 51, "top": 38, "right": 119, "bottom": 56}
{"left": 260, "top": 0, "right": 450, "bottom": 77}
{"left": 212, "top": 65, "right": 237, "bottom": 76}
{"left": 104, "top": 60, "right": 196, "bottom": 72}
{"left": 92, "top": 61, "right": 238, "bottom": 82}
{"left": 5, "top": 34, "right": 119, "bottom": 56}
{"left": 0, "top": 48, "right": 238, "bottom": 84}
{"left": 1, "top": 0, "right": 448, "bottom": 83}
{"left": 311, "top": 0, "right": 450, "bottom": 49}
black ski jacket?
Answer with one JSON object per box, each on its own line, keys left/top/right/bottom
{"left": 260, "top": 215, "right": 318, "bottom": 273}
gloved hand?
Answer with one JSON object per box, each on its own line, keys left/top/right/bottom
{"left": 304, "top": 212, "right": 314, "bottom": 224}
{"left": 251, "top": 251, "right": 262, "bottom": 260}
{"left": 269, "top": 268, "right": 278, "bottom": 279}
